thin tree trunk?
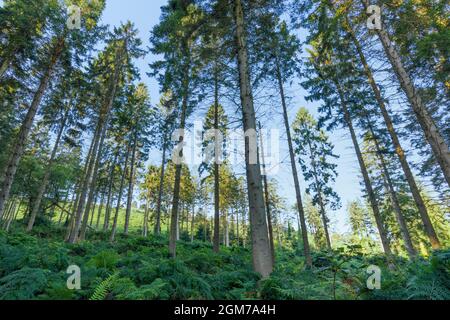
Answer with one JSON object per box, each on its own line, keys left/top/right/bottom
{"left": 258, "top": 121, "right": 275, "bottom": 264}
{"left": 5, "top": 199, "right": 19, "bottom": 232}
{"left": 0, "top": 57, "right": 11, "bottom": 79}
{"left": 224, "top": 209, "right": 230, "bottom": 247}
{"left": 143, "top": 198, "right": 149, "bottom": 237}
{"left": 242, "top": 210, "right": 247, "bottom": 249}
{"left": 89, "top": 192, "right": 99, "bottom": 227}
{"left": 65, "top": 183, "right": 83, "bottom": 241}
{"left": 176, "top": 206, "right": 180, "bottom": 241}
{"left": 79, "top": 112, "right": 111, "bottom": 241}
{"left": 213, "top": 69, "right": 221, "bottom": 253}
{"left": 360, "top": 0, "right": 450, "bottom": 188}
{"left": 27, "top": 107, "right": 70, "bottom": 231}
{"left": 65, "top": 129, "right": 96, "bottom": 240}
{"left": 277, "top": 210, "right": 283, "bottom": 250}
{"left": 307, "top": 140, "right": 332, "bottom": 250}
{"left": 234, "top": 0, "right": 273, "bottom": 277}
{"left": 103, "top": 150, "right": 119, "bottom": 231}
{"left": 366, "top": 118, "right": 417, "bottom": 258}
{"left": 275, "top": 61, "right": 312, "bottom": 266}
{"left": 169, "top": 48, "right": 190, "bottom": 258}
{"left": 1, "top": 200, "right": 13, "bottom": 223}
{"left": 69, "top": 123, "right": 101, "bottom": 243}
{"left": 95, "top": 188, "right": 106, "bottom": 230}
{"left": 68, "top": 43, "right": 125, "bottom": 244}
{"left": 334, "top": 80, "right": 392, "bottom": 256}
{"left": 343, "top": 18, "right": 441, "bottom": 249}
{"left": 110, "top": 144, "right": 131, "bottom": 242}
{"left": 57, "top": 189, "right": 70, "bottom": 226}
{"left": 0, "top": 36, "right": 65, "bottom": 219}
{"left": 190, "top": 202, "right": 195, "bottom": 242}
{"left": 124, "top": 133, "right": 138, "bottom": 235}
{"left": 154, "top": 143, "right": 167, "bottom": 235}
{"left": 2, "top": 200, "right": 15, "bottom": 229}
{"left": 236, "top": 209, "right": 240, "bottom": 247}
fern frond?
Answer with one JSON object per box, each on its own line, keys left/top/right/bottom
{"left": 89, "top": 272, "right": 119, "bottom": 301}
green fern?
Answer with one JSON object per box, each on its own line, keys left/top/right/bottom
{"left": 89, "top": 272, "right": 119, "bottom": 301}
{"left": 407, "top": 251, "right": 450, "bottom": 300}
{"left": 0, "top": 268, "right": 48, "bottom": 300}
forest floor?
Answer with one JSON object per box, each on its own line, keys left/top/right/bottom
{"left": 0, "top": 219, "right": 449, "bottom": 300}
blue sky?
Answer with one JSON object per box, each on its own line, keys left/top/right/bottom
{"left": 100, "top": 0, "right": 167, "bottom": 103}
{"left": 0, "top": 0, "right": 362, "bottom": 233}
{"left": 98, "top": 0, "right": 362, "bottom": 234}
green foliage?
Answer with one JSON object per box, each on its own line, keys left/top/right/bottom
{"left": 88, "top": 250, "right": 120, "bottom": 270}
{"left": 0, "top": 226, "right": 448, "bottom": 300}
{"left": 407, "top": 251, "right": 450, "bottom": 300}
{"left": 90, "top": 272, "right": 120, "bottom": 301}
{"left": 0, "top": 268, "right": 48, "bottom": 300}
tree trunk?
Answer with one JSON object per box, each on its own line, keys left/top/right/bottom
{"left": 5, "top": 200, "right": 19, "bottom": 232}
{"left": 95, "top": 188, "right": 106, "bottom": 230}
{"left": 343, "top": 18, "right": 441, "bottom": 249}
{"left": 169, "top": 46, "right": 190, "bottom": 258}
{"left": 334, "top": 80, "right": 392, "bottom": 256}
{"left": 68, "top": 123, "right": 101, "bottom": 243}
{"left": 275, "top": 61, "right": 312, "bottom": 266}
{"left": 124, "top": 133, "right": 138, "bottom": 235}
{"left": 0, "top": 57, "right": 11, "bottom": 79}
{"left": 213, "top": 70, "right": 221, "bottom": 253}
{"left": 236, "top": 209, "right": 240, "bottom": 246}
{"left": 234, "top": 0, "right": 273, "bottom": 278}
{"left": 307, "top": 140, "right": 332, "bottom": 250}
{"left": 65, "top": 179, "right": 87, "bottom": 242}
{"left": 2, "top": 199, "right": 15, "bottom": 229}
{"left": 110, "top": 144, "right": 131, "bottom": 242}
{"left": 103, "top": 151, "right": 119, "bottom": 231}
{"left": 27, "top": 107, "right": 70, "bottom": 231}
{"left": 78, "top": 122, "right": 108, "bottom": 241}
{"left": 360, "top": 0, "right": 450, "bottom": 188}
{"left": 224, "top": 209, "right": 230, "bottom": 247}
{"left": 258, "top": 121, "right": 275, "bottom": 264}
{"left": 154, "top": 143, "right": 167, "bottom": 235}
{"left": 1, "top": 200, "right": 13, "bottom": 223}
{"left": 68, "top": 43, "right": 125, "bottom": 244}
{"left": 89, "top": 192, "right": 99, "bottom": 227}
{"left": 190, "top": 202, "right": 195, "bottom": 242}
{"left": 143, "top": 198, "right": 149, "bottom": 237}
{"left": 366, "top": 118, "right": 417, "bottom": 258}
{"left": 0, "top": 36, "right": 65, "bottom": 219}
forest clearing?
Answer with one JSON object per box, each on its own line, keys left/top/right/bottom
{"left": 0, "top": 0, "right": 449, "bottom": 302}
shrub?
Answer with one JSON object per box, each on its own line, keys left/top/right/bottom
{"left": 88, "top": 250, "right": 120, "bottom": 270}
{"left": 0, "top": 268, "right": 48, "bottom": 300}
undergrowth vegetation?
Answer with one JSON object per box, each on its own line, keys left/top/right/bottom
{"left": 0, "top": 224, "right": 448, "bottom": 300}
